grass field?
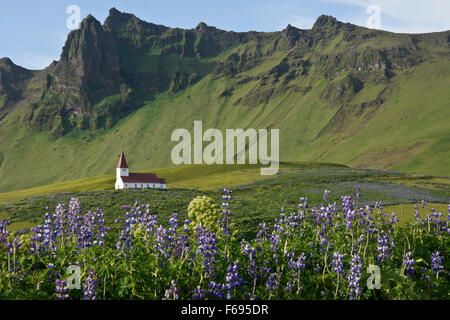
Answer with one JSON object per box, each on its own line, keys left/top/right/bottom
{"left": 1, "top": 164, "right": 448, "bottom": 238}
{"left": 384, "top": 203, "right": 449, "bottom": 224}
{"left": 0, "top": 162, "right": 347, "bottom": 204}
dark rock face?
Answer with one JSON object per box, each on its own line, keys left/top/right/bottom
{"left": 312, "top": 15, "right": 339, "bottom": 29}
{"left": 0, "top": 58, "right": 34, "bottom": 105}
{"left": 282, "top": 24, "right": 310, "bottom": 47}
{"left": 53, "top": 14, "right": 121, "bottom": 110}
{"left": 0, "top": 58, "right": 35, "bottom": 124}
{"left": 321, "top": 75, "right": 364, "bottom": 103}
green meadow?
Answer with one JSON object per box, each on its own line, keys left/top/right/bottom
{"left": 1, "top": 163, "right": 448, "bottom": 239}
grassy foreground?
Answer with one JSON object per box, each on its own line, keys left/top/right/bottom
{"left": 0, "top": 189, "right": 448, "bottom": 300}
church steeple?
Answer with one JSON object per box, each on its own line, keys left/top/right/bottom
{"left": 117, "top": 152, "right": 128, "bottom": 168}
{"left": 116, "top": 152, "right": 129, "bottom": 178}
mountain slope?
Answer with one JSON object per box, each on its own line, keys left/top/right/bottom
{"left": 0, "top": 8, "right": 449, "bottom": 192}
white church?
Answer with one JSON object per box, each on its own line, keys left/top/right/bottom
{"left": 115, "top": 152, "right": 167, "bottom": 190}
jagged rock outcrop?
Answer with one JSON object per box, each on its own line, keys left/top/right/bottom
{"left": 51, "top": 14, "right": 121, "bottom": 111}
{"left": 0, "top": 58, "right": 34, "bottom": 107}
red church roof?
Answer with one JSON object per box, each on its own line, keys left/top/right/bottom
{"left": 117, "top": 152, "right": 128, "bottom": 168}
{"left": 122, "top": 173, "right": 166, "bottom": 184}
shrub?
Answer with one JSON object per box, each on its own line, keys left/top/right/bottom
{"left": 187, "top": 196, "right": 222, "bottom": 232}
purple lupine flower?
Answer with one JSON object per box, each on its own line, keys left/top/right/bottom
{"left": 76, "top": 209, "right": 109, "bottom": 250}
{"left": 220, "top": 189, "right": 233, "bottom": 236}
{"left": 286, "top": 210, "right": 305, "bottom": 231}
{"left": 168, "top": 213, "right": 179, "bottom": 230}
{"left": 269, "top": 233, "right": 281, "bottom": 255}
{"left": 0, "top": 219, "right": 10, "bottom": 244}
{"left": 67, "top": 198, "right": 81, "bottom": 239}
{"left": 289, "top": 253, "right": 306, "bottom": 272}
{"left": 54, "top": 203, "right": 66, "bottom": 240}
{"left": 55, "top": 278, "right": 69, "bottom": 300}
{"left": 266, "top": 273, "right": 279, "bottom": 292}
{"left": 366, "top": 216, "right": 378, "bottom": 234}
{"left": 30, "top": 198, "right": 109, "bottom": 256}
{"left": 255, "top": 223, "right": 269, "bottom": 243}
{"left": 159, "top": 213, "right": 180, "bottom": 257}
{"left": 430, "top": 251, "right": 444, "bottom": 275}
{"left": 389, "top": 213, "right": 399, "bottom": 224}
{"left": 225, "top": 261, "right": 244, "bottom": 299}
{"left": 414, "top": 204, "right": 420, "bottom": 223}
{"left": 375, "top": 201, "right": 383, "bottom": 210}
{"left": 314, "top": 264, "right": 321, "bottom": 273}
{"left": 353, "top": 185, "right": 361, "bottom": 199}
{"left": 319, "top": 232, "right": 328, "bottom": 248}
{"left": 323, "top": 190, "right": 330, "bottom": 202}
{"left": 402, "top": 251, "right": 416, "bottom": 278}
{"left": 315, "top": 204, "right": 335, "bottom": 230}
{"left": 192, "top": 286, "right": 206, "bottom": 300}
{"left": 347, "top": 254, "right": 362, "bottom": 300}
{"left": 195, "top": 225, "right": 217, "bottom": 278}
{"left": 357, "top": 234, "right": 365, "bottom": 243}
{"left": 40, "top": 212, "right": 57, "bottom": 254}
{"left": 261, "top": 262, "right": 272, "bottom": 275}
{"left": 430, "top": 209, "right": 443, "bottom": 234}
{"left": 298, "top": 197, "right": 308, "bottom": 209}
{"left": 173, "top": 219, "right": 191, "bottom": 259}
{"left": 241, "top": 241, "right": 259, "bottom": 280}
{"left": 82, "top": 269, "right": 98, "bottom": 300}
{"left": 144, "top": 214, "right": 159, "bottom": 234}
{"left": 341, "top": 196, "right": 356, "bottom": 231}
{"left": 154, "top": 225, "right": 173, "bottom": 258}
{"left": 273, "top": 213, "right": 287, "bottom": 234}
{"left": 331, "top": 251, "right": 345, "bottom": 275}
{"left": 208, "top": 281, "right": 225, "bottom": 299}
{"left": 4, "top": 232, "right": 20, "bottom": 261}
{"left": 117, "top": 207, "right": 140, "bottom": 252}
{"left": 163, "top": 280, "right": 180, "bottom": 300}
{"left": 285, "top": 281, "right": 294, "bottom": 292}
{"left": 376, "top": 232, "right": 391, "bottom": 263}
{"left": 288, "top": 252, "right": 307, "bottom": 294}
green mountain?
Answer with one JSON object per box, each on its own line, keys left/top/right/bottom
{"left": 0, "top": 8, "right": 449, "bottom": 192}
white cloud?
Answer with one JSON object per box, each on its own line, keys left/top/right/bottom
{"left": 319, "top": 0, "right": 450, "bottom": 33}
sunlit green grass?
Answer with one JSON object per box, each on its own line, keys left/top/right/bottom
{"left": 384, "top": 203, "right": 449, "bottom": 225}
{"left": 0, "top": 162, "right": 346, "bottom": 205}
{"left": 1, "top": 165, "right": 449, "bottom": 236}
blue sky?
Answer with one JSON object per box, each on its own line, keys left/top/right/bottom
{"left": 1, "top": 0, "right": 449, "bottom": 70}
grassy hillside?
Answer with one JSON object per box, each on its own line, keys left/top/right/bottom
{"left": 1, "top": 59, "right": 447, "bottom": 193}
{"left": 0, "top": 10, "right": 448, "bottom": 193}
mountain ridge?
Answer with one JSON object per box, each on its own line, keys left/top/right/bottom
{"left": 0, "top": 8, "right": 449, "bottom": 192}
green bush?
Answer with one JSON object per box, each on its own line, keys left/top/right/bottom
{"left": 187, "top": 196, "right": 222, "bottom": 232}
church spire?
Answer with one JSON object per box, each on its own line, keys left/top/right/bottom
{"left": 117, "top": 152, "right": 128, "bottom": 168}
